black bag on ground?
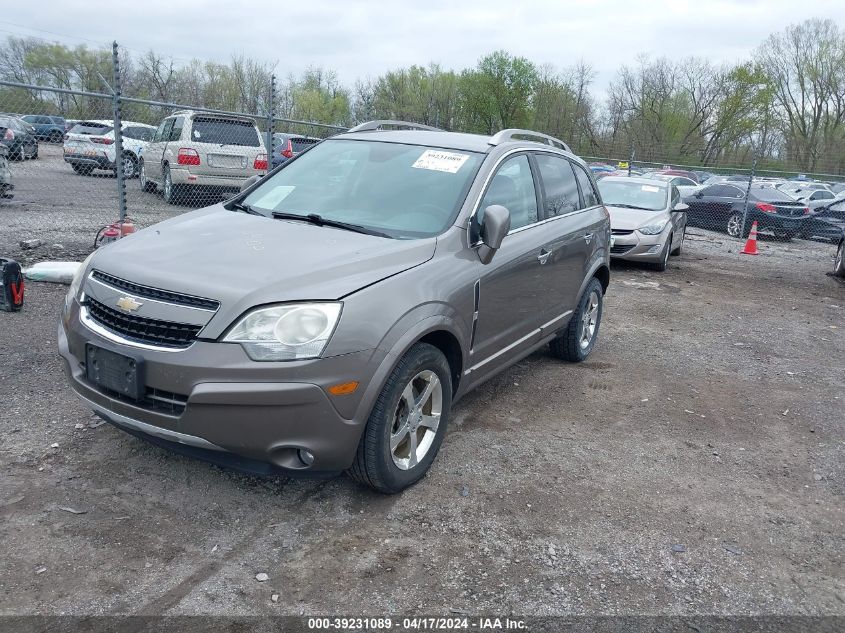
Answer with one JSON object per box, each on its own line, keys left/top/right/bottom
{"left": 0, "top": 258, "right": 24, "bottom": 311}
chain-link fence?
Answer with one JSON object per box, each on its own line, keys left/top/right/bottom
{"left": 0, "top": 41, "right": 346, "bottom": 266}
{"left": 1, "top": 41, "right": 843, "bottom": 273}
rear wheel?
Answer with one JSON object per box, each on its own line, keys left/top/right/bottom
{"left": 119, "top": 152, "right": 138, "bottom": 179}
{"left": 726, "top": 212, "right": 744, "bottom": 238}
{"left": 550, "top": 277, "right": 603, "bottom": 362}
{"left": 162, "top": 165, "right": 183, "bottom": 205}
{"left": 835, "top": 240, "right": 845, "bottom": 278}
{"left": 348, "top": 343, "right": 452, "bottom": 494}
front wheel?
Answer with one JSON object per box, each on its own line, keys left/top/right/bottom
{"left": 550, "top": 277, "right": 604, "bottom": 362}
{"left": 348, "top": 343, "right": 452, "bottom": 494}
{"left": 671, "top": 226, "right": 685, "bottom": 256}
{"left": 835, "top": 240, "right": 845, "bottom": 278}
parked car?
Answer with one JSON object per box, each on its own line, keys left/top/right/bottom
{"left": 271, "top": 133, "right": 320, "bottom": 168}
{"left": 59, "top": 121, "right": 611, "bottom": 493}
{"left": 597, "top": 176, "right": 687, "bottom": 271}
{"left": 643, "top": 172, "right": 700, "bottom": 198}
{"left": 830, "top": 183, "right": 845, "bottom": 195}
{"left": 140, "top": 111, "right": 267, "bottom": 204}
{"left": 684, "top": 183, "right": 809, "bottom": 239}
{"left": 21, "top": 114, "right": 66, "bottom": 143}
{"left": 834, "top": 229, "right": 845, "bottom": 278}
{"left": 0, "top": 144, "right": 13, "bottom": 199}
{"left": 0, "top": 115, "right": 38, "bottom": 161}
{"left": 802, "top": 199, "right": 845, "bottom": 242}
{"left": 654, "top": 169, "right": 699, "bottom": 183}
{"left": 63, "top": 120, "right": 155, "bottom": 178}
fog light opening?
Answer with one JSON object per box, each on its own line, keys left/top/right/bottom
{"left": 646, "top": 245, "right": 661, "bottom": 254}
{"left": 297, "top": 448, "right": 315, "bottom": 467}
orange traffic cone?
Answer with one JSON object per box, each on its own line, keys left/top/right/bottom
{"left": 741, "top": 221, "right": 759, "bottom": 255}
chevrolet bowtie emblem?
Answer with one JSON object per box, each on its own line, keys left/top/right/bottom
{"left": 116, "top": 296, "right": 143, "bottom": 312}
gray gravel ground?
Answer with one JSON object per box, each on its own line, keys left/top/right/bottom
{"left": 1, "top": 220, "right": 843, "bottom": 617}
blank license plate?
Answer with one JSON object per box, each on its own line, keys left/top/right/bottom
{"left": 85, "top": 344, "right": 144, "bottom": 400}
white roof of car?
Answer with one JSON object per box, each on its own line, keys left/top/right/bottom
{"left": 77, "top": 119, "right": 155, "bottom": 129}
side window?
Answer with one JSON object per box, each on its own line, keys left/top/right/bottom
{"left": 572, "top": 164, "right": 600, "bottom": 208}
{"left": 154, "top": 118, "right": 174, "bottom": 142}
{"left": 724, "top": 186, "right": 744, "bottom": 199}
{"left": 169, "top": 117, "right": 184, "bottom": 141}
{"left": 671, "top": 186, "right": 680, "bottom": 207}
{"left": 478, "top": 155, "right": 539, "bottom": 231}
{"left": 535, "top": 154, "right": 579, "bottom": 217}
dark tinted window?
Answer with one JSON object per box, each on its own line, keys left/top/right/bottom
{"left": 535, "top": 154, "right": 579, "bottom": 217}
{"left": 291, "top": 138, "right": 319, "bottom": 152}
{"left": 123, "top": 126, "right": 153, "bottom": 141}
{"left": 69, "top": 121, "right": 113, "bottom": 136}
{"left": 722, "top": 185, "right": 745, "bottom": 198}
{"left": 572, "top": 164, "right": 600, "bottom": 207}
{"left": 479, "top": 155, "right": 538, "bottom": 230}
{"left": 50, "top": 116, "right": 65, "bottom": 124}
{"left": 700, "top": 185, "right": 724, "bottom": 196}
{"left": 169, "top": 117, "right": 184, "bottom": 141}
{"left": 191, "top": 117, "right": 260, "bottom": 146}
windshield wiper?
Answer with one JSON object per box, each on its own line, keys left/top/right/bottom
{"left": 611, "top": 203, "right": 655, "bottom": 211}
{"left": 271, "top": 212, "right": 391, "bottom": 238}
{"left": 230, "top": 201, "right": 261, "bottom": 215}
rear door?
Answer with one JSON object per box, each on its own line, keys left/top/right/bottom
{"left": 189, "top": 116, "right": 264, "bottom": 177}
{"left": 533, "top": 153, "right": 595, "bottom": 323}
{"left": 145, "top": 118, "right": 174, "bottom": 181}
{"left": 469, "top": 154, "right": 551, "bottom": 375}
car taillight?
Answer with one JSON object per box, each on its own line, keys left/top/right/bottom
{"left": 177, "top": 148, "right": 201, "bottom": 166}
{"left": 90, "top": 137, "right": 114, "bottom": 145}
{"left": 281, "top": 140, "right": 294, "bottom": 159}
{"left": 253, "top": 153, "right": 268, "bottom": 171}
{"left": 755, "top": 202, "right": 776, "bottom": 213}
{"left": 3, "top": 129, "right": 13, "bottom": 141}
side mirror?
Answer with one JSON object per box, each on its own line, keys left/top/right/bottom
{"left": 477, "top": 205, "right": 511, "bottom": 265}
{"left": 239, "top": 175, "right": 262, "bottom": 193}
{"left": 673, "top": 202, "right": 689, "bottom": 213}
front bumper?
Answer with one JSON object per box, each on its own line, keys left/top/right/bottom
{"left": 610, "top": 228, "right": 668, "bottom": 262}
{"left": 59, "top": 305, "right": 376, "bottom": 473}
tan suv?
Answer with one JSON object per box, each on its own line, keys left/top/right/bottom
{"left": 139, "top": 111, "right": 267, "bottom": 204}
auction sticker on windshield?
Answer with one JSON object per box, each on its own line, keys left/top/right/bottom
{"left": 412, "top": 150, "right": 470, "bottom": 174}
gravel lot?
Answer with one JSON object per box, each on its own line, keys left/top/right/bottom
{"left": 0, "top": 143, "right": 844, "bottom": 619}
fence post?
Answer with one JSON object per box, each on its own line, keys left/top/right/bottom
{"left": 110, "top": 41, "right": 127, "bottom": 223}
{"left": 628, "top": 142, "right": 635, "bottom": 177}
{"left": 267, "top": 74, "right": 276, "bottom": 170}
{"left": 739, "top": 151, "right": 759, "bottom": 240}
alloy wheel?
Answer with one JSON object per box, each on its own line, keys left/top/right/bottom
{"left": 390, "top": 370, "right": 442, "bottom": 470}
{"left": 727, "top": 214, "right": 742, "bottom": 238}
{"left": 580, "top": 290, "right": 600, "bottom": 350}
{"left": 122, "top": 155, "right": 136, "bottom": 178}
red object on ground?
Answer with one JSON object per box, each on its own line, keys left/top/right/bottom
{"left": 741, "top": 221, "right": 759, "bottom": 255}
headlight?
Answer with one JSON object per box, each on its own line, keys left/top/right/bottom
{"left": 65, "top": 252, "right": 95, "bottom": 312}
{"left": 223, "top": 302, "right": 342, "bottom": 361}
{"left": 637, "top": 221, "right": 669, "bottom": 235}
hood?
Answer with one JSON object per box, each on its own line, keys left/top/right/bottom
{"left": 606, "top": 205, "right": 669, "bottom": 231}
{"left": 88, "top": 207, "right": 436, "bottom": 331}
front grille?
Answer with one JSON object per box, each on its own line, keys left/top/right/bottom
{"left": 612, "top": 229, "right": 634, "bottom": 235}
{"left": 86, "top": 297, "right": 202, "bottom": 349}
{"left": 611, "top": 244, "right": 635, "bottom": 255}
{"left": 92, "top": 270, "right": 219, "bottom": 310}
{"left": 92, "top": 382, "right": 187, "bottom": 416}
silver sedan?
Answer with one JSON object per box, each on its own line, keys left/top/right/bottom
{"left": 597, "top": 176, "right": 688, "bottom": 271}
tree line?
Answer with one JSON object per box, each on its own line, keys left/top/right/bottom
{"left": 0, "top": 18, "right": 843, "bottom": 174}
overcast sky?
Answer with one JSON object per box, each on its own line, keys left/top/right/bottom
{"left": 3, "top": 0, "right": 845, "bottom": 93}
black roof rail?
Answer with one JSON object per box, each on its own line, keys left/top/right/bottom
{"left": 489, "top": 129, "right": 571, "bottom": 152}
{"left": 346, "top": 120, "right": 443, "bottom": 133}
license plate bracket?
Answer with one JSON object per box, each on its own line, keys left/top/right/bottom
{"left": 85, "top": 344, "right": 144, "bottom": 400}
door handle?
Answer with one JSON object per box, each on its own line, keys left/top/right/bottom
{"left": 537, "top": 249, "right": 551, "bottom": 265}
{"left": 583, "top": 233, "right": 594, "bottom": 243}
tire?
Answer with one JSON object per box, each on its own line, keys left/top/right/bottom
{"left": 139, "top": 160, "right": 157, "bottom": 192}
{"left": 651, "top": 233, "right": 672, "bottom": 271}
{"left": 162, "top": 165, "right": 182, "bottom": 205}
{"left": 835, "top": 240, "right": 845, "bottom": 278}
{"left": 348, "top": 342, "right": 452, "bottom": 494}
{"left": 550, "top": 277, "right": 603, "bottom": 362}
{"left": 71, "top": 163, "right": 93, "bottom": 175}
{"left": 119, "top": 152, "right": 138, "bottom": 179}
{"left": 670, "top": 226, "right": 684, "bottom": 256}
{"left": 726, "top": 212, "right": 745, "bottom": 238}
{"left": 49, "top": 130, "right": 63, "bottom": 144}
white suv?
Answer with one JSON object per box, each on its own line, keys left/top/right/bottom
{"left": 63, "top": 120, "right": 155, "bottom": 178}
{"left": 139, "top": 111, "right": 267, "bottom": 205}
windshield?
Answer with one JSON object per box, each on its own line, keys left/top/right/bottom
{"left": 191, "top": 117, "right": 260, "bottom": 146}
{"left": 597, "top": 180, "right": 668, "bottom": 211}
{"left": 242, "top": 139, "right": 484, "bottom": 239}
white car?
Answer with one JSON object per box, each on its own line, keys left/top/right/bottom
{"left": 63, "top": 120, "right": 155, "bottom": 178}
{"left": 644, "top": 173, "right": 701, "bottom": 198}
